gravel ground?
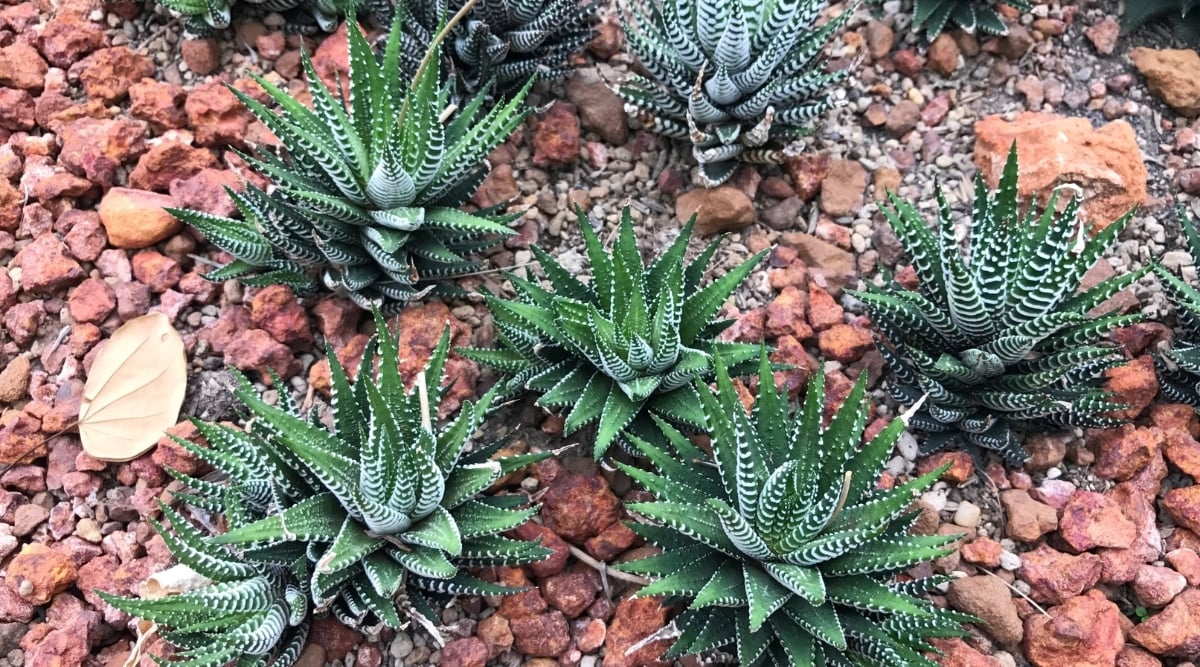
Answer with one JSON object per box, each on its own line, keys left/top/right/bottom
{"left": 3, "top": 0, "right": 1200, "bottom": 665}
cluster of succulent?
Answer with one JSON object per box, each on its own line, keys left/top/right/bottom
{"left": 108, "top": 0, "right": 1200, "bottom": 661}
{"left": 616, "top": 353, "right": 975, "bottom": 666}
{"left": 398, "top": 0, "right": 596, "bottom": 98}
{"left": 158, "top": 0, "right": 365, "bottom": 34}
{"left": 463, "top": 207, "right": 765, "bottom": 457}
{"left": 619, "top": 0, "right": 852, "bottom": 186}
{"left": 851, "top": 144, "right": 1145, "bottom": 465}
{"left": 103, "top": 312, "right": 551, "bottom": 666}
{"left": 909, "top": 0, "right": 1031, "bottom": 39}
{"left": 1155, "top": 207, "right": 1200, "bottom": 406}
{"left": 177, "top": 20, "right": 531, "bottom": 314}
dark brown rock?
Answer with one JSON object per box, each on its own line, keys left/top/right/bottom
{"left": 510, "top": 611, "right": 571, "bottom": 658}
{"left": 540, "top": 472, "right": 622, "bottom": 544}
{"left": 532, "top": 101, "right": 581, "bottom": 168}
{"left": 603, "top": 595, "right": 670, "bottom": 667}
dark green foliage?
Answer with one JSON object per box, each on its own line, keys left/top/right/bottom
{"left": 614, "top": 351, "right": 972, "bottom": 666}
{"left": 102, "top": 311, "right": 551, "bottom": 665}
{"left": 1155, "top": 207, "right": 1200, "bottom": 407}
{"left": 158, "top": 0, "right": 359, "bottom": 35}
{"left": 850, "top": 143, "right": 1146, "bottom": 466}
{"left": 912, "top": 0, "right": 1032, "bottom": 39}
{"left": 176, "top": 20, "right": 529, "bottom": 314}
{"left": 1122, "top": 0, "right": 1200, "bottom": 42}
{"left": 619, "top": 0, "right": 850, "bottom": 186}
{"left": 399, "top": 0, "right": 595, "bottom": 97}
{"left": 462, "top": 207, "right": 765, "bottom": 458}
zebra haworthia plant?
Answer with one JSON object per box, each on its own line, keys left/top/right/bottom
{"left": 619, "top": 0, "right": 851, "bottom": 186}
{"left": 462, "top": 207, "right": 766, "bottom": 458}
{"left": 1154, "top": 206, "right": 1200, "bottom": 407}
{"left": 1121, "top": 0, "right": 1200, "bottom": 41}
{"left": 100, "top": 522, "right": 312, "bottom": 667}
{"left": 176, "top": 18, "right": 530, "bottom": 314}
{"left": 400, "top": 0, "right": 596, "bottom": 97}
{"left": 911, "top": 0, "right": 1031, "bottom": 39}
{"left": 103, "top": 311, "right": 550, "bottom": 666}
{"left": 615, "top": 351, "right": 972, "bottom": 666}
{"left": 850, "top": 143, "right": 1146, "bottom": 466}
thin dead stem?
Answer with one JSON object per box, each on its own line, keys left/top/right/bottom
{"left": 400, "top": 0, "right": 480, "bottom": 120}
{"left": 979, "top": 568, "right": 1050, "bottom": 617}
{"left": 567, "top": 544, "right": 650, "bottom": 586}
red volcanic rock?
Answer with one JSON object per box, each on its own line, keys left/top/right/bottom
{"left": 131, "top": 250, "right": 182, "bottom": 292}
{"left": 510, "top": 521, "right": 570, "bottom": 578}
{"left": 604, "top": 595, "right": 671, "bottom": 667}
{"left": 1103, "top": 356, "right": 1158, "bottom": 420}
{"left": 1000, "top": 489, "right": 1058, "bottom": 543}
{"left": 542, "top": 570, "right": 601, "bottom": 619}
{"left": 917, "top": 451, "right": 975, "bottom": 483}
{"left": 496, "top": 567, "right": 548, "bottom": 620}
{"left": 128, "top": 140, "right": 220, "bottom": 193}
{"left": 1164, "top": 485, "right": 1200, "bottom": 533}
{"left": 1132, "top": 564, "right": 1187, "bottom": 608}
{"left": 389, "top": 301, "right": 478, "bottom": 416}
{"left": 67, "top": 278, "right": 116, "bottom": 325}
{"left": 0, "top": 43, "right": 49, "bottom": 91}
{"left": 72, "top": 46, "right": 155, "bottom": 103}
{"left": 308, "top": 615, "right": 362, "bottom": 662}
{"left": 440, "top": 638, "right": 487, "bottom": 667}
{"left": 312, "top": 297, "right": 361, "bottom": 347}
{"left": 1165, "top": 548, "right": 1200, "bottom": 586}
{"left": 584, "top": 520, "right": 639, "bottom": 561}
{"left": 168, "top": 167, "right": 241, "bottom": 218}
{"left": 475, "top": 614, "right": 512, "bottom": 658}
{"left": 311, "top": 22, "right": 349, "bottom": 92}
{"left": 511, "top": 611, "right": 571, "bottom": 658}
{"left": 6, "top": 543, "right": 76, "bottom": 605}
{"left": 0, "top": 89, "right": 35, "bottom": 131}
{"left": 129, "top": 78, "right": 187, "bottom": 132}
{"left": 16, "top": 233, "right": 85, "bottom": 294}
{"left": 532, "top": 102, "right": 580, "bottom": 169}
{"left": 765, "top": 285, "right": 813, "bottom": 340}
{"left": 1018, "top": 543, "right": 1103, "bottom": 605}
{"left": 250, "top": 285, "right": 314, "bottom": 351}
{"left": 97, "top": 187, "right": 183, "bottom": 249}
{"left": 926, "top": 638, "right": 1001, "bottom": 666}
{"left": 39, "top": 14, "right": 105, "bottom": 68}
{"left": 817, "top": 323, "right": 873, "bottom": 363}
{"left": 539, "top": 472, "right": 622, "bottom": 545}
{"left": 1129, "top": 588, "right": 1200, "bottom": 657}
{"left": 1058, "top": 489, "right": 1136, "bottom": 551}
{"left": 946, "top": 575, "right": 1022, "bottom": 646}
{"left": 1099, "top": 483, "right": 1162, "bottom": 584}
{"left": 184, "top": 79, "right": 268, "bottom": 149}
{"left": 1091, "top": 424, "right": 1163, "bottom": 481}
{"left": 1024, "top": 590, "right": 1123, "bottom": 667}
{"left": 223, "top": 329, "right": 299, "bottom": 383}
{"left": 180, "top": 37, "right": 220, "bottom": 76}
{"left": 1164, "top": 427, "right": 1200, "bottom": 481}
{"left": 961, "top": 537, "right": 1003, "bottom": 568}
{"left": 974, "top": 113, "right": 1147, "bottom": 230}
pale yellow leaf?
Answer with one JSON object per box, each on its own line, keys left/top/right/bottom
{"left": 79, "top": 312, "right": 187, "bottom": 462}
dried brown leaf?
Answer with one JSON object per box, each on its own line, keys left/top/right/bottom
{"left": 79, "top": 312, "right": 186, "bottom": 462}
